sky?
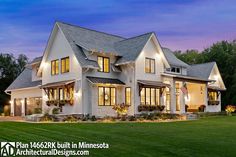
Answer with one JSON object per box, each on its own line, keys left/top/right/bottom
{"left": 0, "top": 0, "right": 236, "bottom": 60}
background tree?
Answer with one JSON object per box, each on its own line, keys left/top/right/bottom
{"left": 0, "top": 53, "right": 28, "bottom": 112}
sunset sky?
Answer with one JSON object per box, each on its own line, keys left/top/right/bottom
{"left": 0, "top": 0, "right": 236, "bottom": 59}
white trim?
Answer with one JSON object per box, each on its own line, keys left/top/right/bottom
{"left": 5, "top": 86, "right": 41, "bottom": 92}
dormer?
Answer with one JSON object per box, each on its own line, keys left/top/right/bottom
{"left": 162, "top": 48, "right": 189, "bottom": 75}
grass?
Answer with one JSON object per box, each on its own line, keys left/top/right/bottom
{"left": 0, "top": 116, "right": 236, "bottom": 157}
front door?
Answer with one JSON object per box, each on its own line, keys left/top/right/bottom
{"left": 14, "top": 99, "right": 22, "bottom": 116}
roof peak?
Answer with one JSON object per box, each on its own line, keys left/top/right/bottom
{"left": 117, "top": 32, "right": 153, "bottom": 43}
{"left": 56, "top": 21, "right": 125, "bottom": 40}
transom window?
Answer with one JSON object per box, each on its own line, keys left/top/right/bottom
{"left": 51, "top": 60, "right": 59, "bottom": 75}
{"left": 98, "top": 56, "right": 110, "bottom": 73}
{"left": 61, "top": 57, "right": 70, "bottom": 73}
{"left": 98, "top": 87, "right": 116, "bottom": 106}
{"left": 140, "top": 87, "right": 160, "bottom": 105}
{"left": 125, "top": 87, "right": 131, "bottom": 105}
{"left": 145, "top": 58, "right": 155, "bottom": 73}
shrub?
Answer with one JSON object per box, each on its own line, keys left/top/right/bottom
{"left": 52, "top": 107, "right": 60, "bottom": 115}
{"left": 34, "top": 108, "right": 42, "bottom": 114}
{"left": 39, "top": 113, "right": 57, "bottom": 122}
{"left": 120, "top": 116, "right": 127, "bottom": 121}
{"left": 3, "top": 105, "right": 10, "bottom": 116}
{"left": 82, "top": 114, "right": 90, "bottom": 121}
{"left": 198, "top": 105, "right": 206, "bottom": 112}
{"left": 90, "top": 115, "right": 97, "bottom": 121}
{"left": 112, "top": 103, "right": 129, "bottom": 117}
{"left": 128, "top": 116, "right": 136, "bottom": 121}
{"left": 138, "top": 105, "right": 165, "bottom": 112}
{"left": 63, "top": 115, "right": 78, "bottom": 122}
{"left": 225, "top": 105, "right": 236, "bottom": 116}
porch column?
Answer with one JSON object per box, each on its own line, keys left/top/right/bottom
{"left": 180, "top": 81, "right": 185, "bottom": 114}
{"left": 204, "top": 84, "right": 208, "bottom": 112}
{"left": 170, "top": 80, "right": 176, "bottom": 113}
{"left": 21, "top": 99, "right": 25, "bottom": 117}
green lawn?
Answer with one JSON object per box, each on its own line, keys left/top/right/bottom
{"left": 0, "top": 116, "right": 236, "bottom": 157}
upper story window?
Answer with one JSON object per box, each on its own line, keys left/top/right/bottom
{"left": 51, "top": 59, "right": 59, "bottom": 75}
{"left": 145, "top": 58, "right": 155, "bottom": 74}
{"left": 61, "top": 57, "right": 70, "bottom": 73}
{"left": 98, "top": 56, "right": 110, "bottom": 73}
{"left": 166, "top": 67, "right": 181, "bottom": 74}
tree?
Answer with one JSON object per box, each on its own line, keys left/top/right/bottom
{"left": 0, "top": 53, "right": 28, "bottom": 112}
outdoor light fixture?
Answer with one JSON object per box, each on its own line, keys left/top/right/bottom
{"left": 9, "top": 100, "right": 13, "bottom": 104}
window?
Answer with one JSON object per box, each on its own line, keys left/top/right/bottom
{"left": 208, "top": 91, "right": 218, "bottom": 101}
{"left": 125, "top": 87, "right": 131, "bottom": 105}
{"left": 167, "top": 67, "right": 181, "bottom": 74}
{"left": 98, "top": 56, "right": 110, "bottom": 73}
{"left": 49, "top": 88, "right": 57, "bottom": 100}
{"left": 166, "top": 87, "right": 170, "bottom": 111}
{"left": 140, "top": 87, "right": 160, "bottom": 105}
{"left": 61, "top": 57, "right": 70, "bottom": 73}
{"left": 51, "top": 59, "right": 59, "bottom": 75}
{"left": 145, "top": 58, "right": 155, "bottom": 73}
{"left": 98, "top": 87, "right": 116, "bottom": 106}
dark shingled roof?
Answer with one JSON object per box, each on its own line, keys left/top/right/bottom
{"left": 114, "top": 33, "right": 153, "bottom": 65}
{"left": 162, "top": 48, "right": 189, "bottom": 67}
{"left": 5, "top": 68, "right": 41, "bottom": 91}
{"left": 87, "top": 76, "right": 125, "bottom": 85}
{"left": 187, "top": 62, "right": 216, "bottom": 80}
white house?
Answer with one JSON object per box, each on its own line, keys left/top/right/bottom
{"left": 5, "top": 22, "right": 226, "bottom": 117}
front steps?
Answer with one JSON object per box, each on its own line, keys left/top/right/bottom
{"left": 182, "top": 113, "right": 199, "bottom": 120}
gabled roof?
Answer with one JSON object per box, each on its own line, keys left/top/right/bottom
{"left": 5, "top": 67, "right": 41, "bottom": 92}
{"left": 162, "top": 48, "right": 189, "bottom": 68}
{"left": 114, "top": 32, "right": 154, "bottom": 65}
{"left": 187, "top": 62, "right": 216, "bottom": 80}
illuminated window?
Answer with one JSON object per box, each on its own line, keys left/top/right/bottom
{"left": 166, "top": 88, "right": 170, "bottom": 111}
{"left": 208, "top": 91, "right": 218, "bottom": 101}
{"left": 61, "top": 57, "right": 70, "bottom": 73}
{"left": 51, "top": 59, "right": 59, "bottom": 75}
{"left": 59, "top": 87, "right": 74, "bottom": 100}
{"left": 145, "top": 58, "right": 155, "bottom": 73}
{"left": 125, "top": 87, "right": 131, "bottom": 105}
{"left": 140, "top": 87, "right": 160, "bottom": 105}
{"left": 98, "top": 56, "right": 110, "bottom": 73}
{"left": 49, "top": 89, "right": 57, "bottom": 100}
{"left": 98, "top": 87, "right": 116, "bottom": 106}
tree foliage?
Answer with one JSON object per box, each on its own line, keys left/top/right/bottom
{"left": 175, "top": 40, "right": 236, "bottom": 108}
{"left": 0, "top": 53, "right": 28, "bottom": 111}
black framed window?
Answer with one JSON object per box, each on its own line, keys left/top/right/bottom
{"left": 98, "top": 87, "right": 116, "bottom": 106}
{"left": 98, "top": 56, "right": 110, "bottom": 73}
{"left": 51, "top": 59, "right": 59, "bottom": 75}
{"left": 125, "top": 87, "right": 131, "bottom": 105}
{"left": 140, "top": 87, "right": 160, "bottom": 105}
{"left": 61, "top": 57, "right": 70, "bottom": 73}
{"left": 145, "top": 58, "right": 155, "bottom": 73}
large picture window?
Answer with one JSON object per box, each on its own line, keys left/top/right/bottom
{"left": 145, "top": 58, "right": 155, "bottom": 73}
{"left": 140, "top": 87, "right": 160, "bottom": 105}
{"left": 61, "top": 57, "right": 70, "bottom": 73}
{"left": 125, "top": 87, "right": 131, "bottom": 105}
{"left": 98, "top": 87, "right": 116, "bottom": 106}
{"left": 98, "top": 56, "right": 110, "bottom": 73}
{"left": 51, "top": 59, "right": 59, "bottom": 75}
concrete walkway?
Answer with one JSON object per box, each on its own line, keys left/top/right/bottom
{"left": 0, "top": 116, "right": 25, "bottom": 122}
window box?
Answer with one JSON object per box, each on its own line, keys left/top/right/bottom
{"left": 46, "top": 100, "right": 59, "bottom": 106}
{"left": 208, "top": 100, "right": 219, "bottom": 105}
{"left": 138, "top": 105, "right": 165, "bottom": 112}
{"left": 59, "top": 99, "right": 73, "bottom": 106}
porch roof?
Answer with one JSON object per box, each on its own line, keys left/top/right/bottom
{"left": 137, "top": 80, "right": 170, "bottom": 88}
{"left": 208, "top": 86, "right": 226, "bottom": 91}
{"left": 87, "top": 76, "right": 125, "bottom": 85}
{"left": 41, "top": 79, "right": 75, "bottom": 88}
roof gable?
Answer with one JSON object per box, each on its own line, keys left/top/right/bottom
{"left": 187, "top": 62, "right": 215, "bottom": 79}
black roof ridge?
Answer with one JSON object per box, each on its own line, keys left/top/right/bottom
{"left": 56, "top": 21, "right": 125, "bottom": 40}
{"left": 191, "top": 61, "right": 216, "bottom": 66}
{"left": 116, "top": 32, "right": 154, "bottom": 43}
